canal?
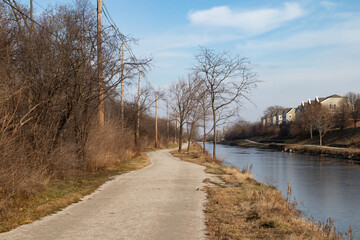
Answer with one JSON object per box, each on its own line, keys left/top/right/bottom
{"left": 205, "top": 143, "right": 360, "bottom": 236}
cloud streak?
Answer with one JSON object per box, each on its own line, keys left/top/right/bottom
{"left": 188, "top": 2, "right": 305, "bottom": 35}
{"left": 237, "top": 16, "right": 360, "bottom": 53}
{"left": 320, "top": 1, "right": 337, "bottom": 9}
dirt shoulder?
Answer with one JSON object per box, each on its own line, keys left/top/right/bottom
{"left": 172, "top": 144, "right": 349, "bottom": 240}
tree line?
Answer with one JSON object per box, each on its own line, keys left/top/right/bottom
{"left": 0, "top": 0, "right": 173, "bottom": 214}
{"left": 224, "top": 92, "right": 360, "bottom": 147}
{"left": 168, "top": 47, "right": 259, "bottom": 158}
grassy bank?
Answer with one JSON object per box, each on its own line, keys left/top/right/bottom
{"left": 0, "top": 154, "right": 150, "bottom": 233}
{"left": 172, "top": 144, "right": 351, "bottom": 240}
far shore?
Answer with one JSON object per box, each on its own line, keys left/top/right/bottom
{"left": 219, "top": 139, "right": 360, "bottom": 163}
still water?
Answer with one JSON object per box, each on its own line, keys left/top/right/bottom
{"left": 205, "top": 143, "right": 360, "bottom": 235}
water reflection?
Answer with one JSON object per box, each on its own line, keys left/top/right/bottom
{"left": 205, "top": 143, "right": 360, "bottom": 235}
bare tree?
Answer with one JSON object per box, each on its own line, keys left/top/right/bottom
{"left": 263, "top": 105, "right": 284, "bottom": 116}
{"left": 186, "top": 98, "right": 202, "bottom": 151}
{"left": 345, "top": 92, "right": 360, "bottom": 127}
{"left": 199, "top": 88, "right": 213, "bottom": 153}
{"left": 169, "top": 75, "right": 201, "bottom": 152}
{"left": 334, "top": 99, "right": 352, "bottom": 130}
{"left": 301, "top": 103, "right": 321, "bottom": 139}
{"left": 315, "top": 106, "right": 334, "bottom": 147}
{"left": 193, "top": 47, "right": 259, "bottom": 158}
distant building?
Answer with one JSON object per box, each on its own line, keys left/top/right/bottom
{"left": 282, "top": 108, "right": 296, "bottom": 124}
{"left": 260, "top": 94, "right": 351, "bottom": 126}
{"left": 314, "top": 94, "right": 349, "bottom": 111}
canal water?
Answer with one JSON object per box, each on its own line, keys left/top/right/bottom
{"left": 205, "top": 143, "right": 360, "bottom": 236}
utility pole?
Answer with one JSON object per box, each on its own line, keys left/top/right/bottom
{"left": 97, "top": 0, "right": 104, "bottom": 128}
{"left": 135, "top": 72, "right": 141, "bottom": 147}
{"left": 155, "top": 91, "right": 158, "bottom": 148}
{"left": 166, "top": 101, "right": 169, "bottom": 146}
{"left": 121, "top": 43, "right": 125, "bottom": 130}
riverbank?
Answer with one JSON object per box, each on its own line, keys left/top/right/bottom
{"left": 0, "top": 153, "right": 150, "bottom": 232}
{"left": 225, "top": 139, "right": 360, "bottom": 162}
{"left": 172, "top": 144, "right": 351, "bottom": 240}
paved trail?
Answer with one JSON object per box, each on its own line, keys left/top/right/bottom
{"left": 1, "top": 149, "right": 209, "bottom": 240}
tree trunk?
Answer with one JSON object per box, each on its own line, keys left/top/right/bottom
{"left": 135, "top": 72, "right": 141, "bottom": 147}
{"left": 203, "top": 114, "right": 206, "bottom": 153}
{"left": 212, "top": 109, "right": 216, "bottom": 159}
{"left": 187, "top": 122, "right": 193, "bottom": 152}
{"left": 97, "top": 0, "right": 104, "bottom": 128}
{"left": 178, "top": 122, "right": 183, "bottom": 152}
{"left": 120, "top": 43, "right": 125, "bottom": 130}
{"left": 319, "top": 131, "right": 323, "bottom": 147}
{"left": 166, "top": 101, "right": 169, "bottom": 147}
{"left": 310, "top": 125, "right": 313, "bottom": 139}
{"left": 155, "top": 91, "right": 158, "bottom": 148}
{"left": 175, "top": 119, "right": 177, "bottom": 143}
{"left": 187, "top": 131, "right": 191, "bottom": 151}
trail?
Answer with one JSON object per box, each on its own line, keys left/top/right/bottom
{"left": 0, "top": 148, "right": 208, "bottom": 240}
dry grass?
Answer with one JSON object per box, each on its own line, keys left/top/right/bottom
{"left": 85, "top": 123, "right": 137, "bottom": 171}
{"left": 0, "top": 154, "right": 150, "bottom": 233}
{"left": 173, "top": 144, "right": 351, "bottom": 240}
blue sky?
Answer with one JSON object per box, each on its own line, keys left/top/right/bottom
{"left": 30, "top": 0, "right": 360, "bottom": 122}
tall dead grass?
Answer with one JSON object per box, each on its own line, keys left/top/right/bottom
{"left": 85, "top": 122, "right": 136, "bottom": 171}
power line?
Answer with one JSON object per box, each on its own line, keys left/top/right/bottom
{"left": 1, "top": 0, "right": 57, "bottom": 38}
{"left": 102, "top": 1, "right": 137, "bottom": 59}
{"left": 102, "top": 1, "right": 152, "bottom": 87}
{"left": 32, "top": 0, "right": 46, "bottom": 11}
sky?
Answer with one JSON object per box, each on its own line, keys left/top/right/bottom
{"left": 28, "top": 0, "right": 360, "bottom": 123}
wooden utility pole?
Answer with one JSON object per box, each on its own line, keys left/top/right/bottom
{"left": 166, "top": 101, "right": 169, "bottom": 146}
{"left": 120, "top": 43, "right": 125, "bottom": 130}
{"left": 135, "top": 72, "right": 141, "bottom": 146}
{"left": 97, "top": 0, "right": 104, "bottom": 128}
{"left": 155, "top": 91, "right": 158, "bottom": 148}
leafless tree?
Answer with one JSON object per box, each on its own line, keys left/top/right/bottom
{"left": 263, "top": 105, "right": 284, "bottom": 116}
{"left": 186, "top": 98, "right": 202, "bottom": 151}
{"left": 193, "top": 47, "right": 259, "bottom": 158}
{"left": 301, "top": 103, "right": 321, "bottom": 139}
{"left": 315, "top": 106, "right": 334, "bottom": 147}
{"left": 169, "top": 75, "right": 201, "bottom": 152}
{"left": 199, "top": 88, "right": 213, "bottom": 153}
{"left": 334, "top": 99, "right": 352, "bottom": 130}
{"left": 345, "top": 92, "right": 360, "bottom": 127}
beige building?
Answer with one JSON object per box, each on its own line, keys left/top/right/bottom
{"left": 261, "top": 94, "right": 351, "bottom": 125}
{"left": 315, "top": 94, "right": 349, "bottom": 111}
{"left": 282, "top": 108, "right": 296, "bottom": 124}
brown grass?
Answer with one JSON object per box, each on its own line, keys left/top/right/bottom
{"left": 173, "top": 144, "right": 351, "bottom": 240}
{"left": 0, "top": 154, "right": 150, "bottom": 233}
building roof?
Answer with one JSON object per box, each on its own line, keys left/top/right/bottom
{"left": 317, "top": 94, "right": 343, "bottom": 103}
{"left": 283, "top": 108, "right": 293, "bottom": 113}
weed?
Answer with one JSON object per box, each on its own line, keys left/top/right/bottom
{"left": 260, "top": 220, "right": 277, "bottom": 228}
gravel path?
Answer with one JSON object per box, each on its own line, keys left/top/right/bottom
{"left": 0, "top": 148, "right": 208, "bottom": 240}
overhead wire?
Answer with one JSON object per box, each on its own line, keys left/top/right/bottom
{"left": 102, "top": 0, "right": 153, "bottom": 88}
{"left": 1, "top": 0, "right": 58, "bottom": 38}
{"left": 102, "top": 1, "right": 137, "bottom": 60}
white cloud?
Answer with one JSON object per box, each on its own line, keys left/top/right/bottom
{"left": 188, "top": 2, "right": 305, "bottom": 35}
{"left": 320, "top": 1, "right": 337, "bottom": 9}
